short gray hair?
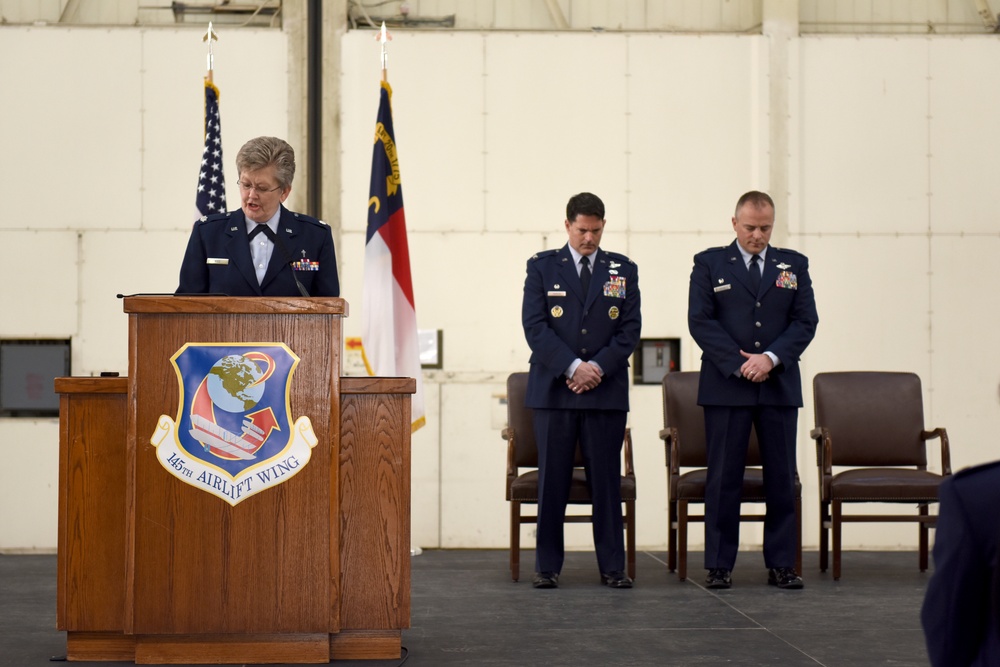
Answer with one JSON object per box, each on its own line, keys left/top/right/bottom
{"left": 235, "top": 136, "right": 296, "bottom": 189}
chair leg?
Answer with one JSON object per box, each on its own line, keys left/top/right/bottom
{"left": 625, "top": 499, "right": 636, "bottom": 581}
{"left": 919, "top": 504, "right": 929, "bottom": 572}
{"left": 832, "top": 500, "right": 842, "bottom": 581}
{"left": 510, "top": 501, "right": 520, "bottom": 582}
{"left": 819, "top": 500, "right": 829, "bottom": 573}
{"left": 678, "top": 500, "right": 689, "bottom": 581}
{"left": 667, "top": 498, "right": 678, "bottom": 573}
{"left": 795, "top": 494, "right": 803, "bottom": 576}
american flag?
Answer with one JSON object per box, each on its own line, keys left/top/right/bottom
{"left": 195, "top": 79, "right": 226, "bottom": 221}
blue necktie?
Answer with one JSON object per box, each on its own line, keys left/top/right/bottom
{"left": 580, "top": 255, "right": 592, "bottom": 295}
{"left": 749, "top": 254, "right": 761, "bottom": 293}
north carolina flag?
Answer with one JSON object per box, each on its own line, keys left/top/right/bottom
{"left": 362, "top": 80, "right": 425, "bottom": 432}
{"left": 195, "top": 79, "right": 226, "bottom": 222}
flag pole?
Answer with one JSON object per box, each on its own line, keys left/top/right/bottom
{"left": 377, "top": 21, "right": 391, "bottom": 82}
{"left": 195, "top": 22, "right": 226, "bottom": 222}
{"left": 203, "top": 21, "right": 218, "bottom": 83}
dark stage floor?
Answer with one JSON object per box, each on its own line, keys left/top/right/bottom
{"left": 1, "top": 549, "right": 932, "bottom": 666}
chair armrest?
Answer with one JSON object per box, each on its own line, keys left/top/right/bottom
{"left": 812, "top": 427, "right": 831, "bottom": 470}
{"left": 922, "top": 427, "right": 952, "bottom": 476}
{"left": 505, "top": 427, "right": 518, "bottom": 478}
{"left": 622, "top": 427, "right": 635, "bottom": 477}
{"left": 813, "top": 426, "right": 833, "bottom": 499}
{"left": 660, "top": 426, "right": 679, "bottom": 471}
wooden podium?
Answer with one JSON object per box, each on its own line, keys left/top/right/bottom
{"left": 56, "top": 296, "right": 413, "bottom": 664}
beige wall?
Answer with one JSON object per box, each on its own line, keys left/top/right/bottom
{"left": 2, "top": 22, "right": 998, "bottom": 554}
{"left": 2, "top": 0, "right": 992, "bottom": 34}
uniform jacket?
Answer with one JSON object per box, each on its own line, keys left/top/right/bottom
{"left": 922, "top": 462, "right": 1000, "bottom": 667}
{"left": 688, "top": 240, "right": 818, "bottom": 407}
{"left": 522, "top": 245, "right": 641, "bottom": 411}
{"left": 177, "top": 206, "right": 340, "bottom": 297}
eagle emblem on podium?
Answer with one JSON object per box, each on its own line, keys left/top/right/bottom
{"left": 150, "top": 343, "right": 318, "bottom": 506}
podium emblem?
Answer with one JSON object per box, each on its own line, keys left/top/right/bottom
{"left": 150, "top": 343, "right": 318, "bottom": 506}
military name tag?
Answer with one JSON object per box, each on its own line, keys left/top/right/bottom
{"left": 207, "top": 257, "right": 230, "bottom": 265}
{"left": 547, "top": 290, "right": 566, "bottom": 297}
{"left": 713, "top": 284, "right": 731, "bottom": 293}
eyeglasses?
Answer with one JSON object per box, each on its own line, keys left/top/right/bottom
{"left": 237, "top": 180, "right": 283, "bottom": 195}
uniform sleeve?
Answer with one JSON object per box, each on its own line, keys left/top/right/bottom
{"left": 921, "top": 478, "right": 991, "bottom": 666}
{"left": 590, "top": 262, "right": 641, "bottom": 378}
{"left": 176, "top": 224, "right": 209, "bottom": 294}
{"left": 521, "top": 258, "right": 577, "bottom": 379}
{"left": 687, "top": 253, "right": 743, "bottom": 377}
{"left": 311, "top": 224, "right": 340, "bottom": 297}
{"left": 763, "top": 256, "right": 818, "bottom": 367}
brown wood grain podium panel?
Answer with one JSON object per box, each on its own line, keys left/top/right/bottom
{"left": 55, "top": 377, "right": 128, "bottom": 633}
{"left": 332, "top": 377, "right": 414, "bottom": 661}
{"left": 56, "top": 296, "right": 412, "bottom": 663}
{"left": 124, "top": 297, "right": 344, "bottom": 640}
{"left": 339, "top": 377, "right": 412, "bottom": 630}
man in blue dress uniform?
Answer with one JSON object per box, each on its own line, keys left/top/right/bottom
{"left": 177, "top": 136, "right": 340, "bottom": 297}
{"left": 922, "top": 461, "right": 1000, "bottom": 666}
{"left": 521, "top": 192, "right": 641, "bottom": 589}
{"left": 688, "top": 190, "right": 818, "bottom": 590}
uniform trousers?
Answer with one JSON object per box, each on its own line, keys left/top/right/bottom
{"left": 703, "top": 404, "right": 798, "bottom": 570}
{"left": 532, "top": 408, "right": 627, "bottom": 574}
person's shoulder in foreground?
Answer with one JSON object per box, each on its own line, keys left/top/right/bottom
{"left": 922, "top": 460, "right": 1000, "bottom": 667}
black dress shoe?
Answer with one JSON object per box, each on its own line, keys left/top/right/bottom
{"left": 600, "top": 571, "right": 633, "bottom": 589}
{"left": 705, "top": 568, "right": 732, "bottom": 589}
{"left": 768, "top": 567, "right": 804, "bottom": 590}
{"left": 532, "top": 571, "right": 559, "bottom": 589}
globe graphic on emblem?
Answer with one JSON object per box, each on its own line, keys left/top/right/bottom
{"left": 206, "top": 354, "right": 266, "bottom": 413}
